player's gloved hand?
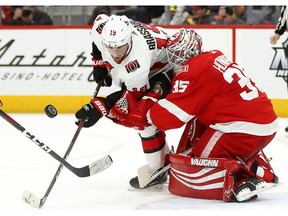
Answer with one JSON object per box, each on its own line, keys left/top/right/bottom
{"left": 108, "top": 90, "right": 138, "bottom": 121}
{"left": 75, "top": 98, "right": 108, "bottom": 127}
{"left": 109, "top": 91, "right": 160, "bottom": 130}
{"left": 92, "top": 57, "right": 112, "bottom": 87}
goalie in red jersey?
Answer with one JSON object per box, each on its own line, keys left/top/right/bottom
{"left": 112, "top": 28, "right": 279, "bottom": 202}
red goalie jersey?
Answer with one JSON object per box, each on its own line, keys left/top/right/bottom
{"left": 147, "top": 50, "right": 278, "bottom": 201}
{"left": 149, "top": 50, "right": 278, "bottom": 137}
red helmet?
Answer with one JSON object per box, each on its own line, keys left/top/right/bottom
{"left": 167, "top": 28, "right": 203, "bottom": 67}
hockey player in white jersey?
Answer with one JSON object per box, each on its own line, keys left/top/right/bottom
{"left": 75, "top": 14, "right": 174, "bottom": 189}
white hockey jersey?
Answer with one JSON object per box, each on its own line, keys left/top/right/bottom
{"left": 90, "top": 14, "right": 173, "bottom": 94}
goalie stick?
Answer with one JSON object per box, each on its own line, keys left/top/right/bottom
{"left": 22, "top": 83, "right": 105, "bottom": 208}
{"left": 0, "top": 105, "right": 112, "bottom": 178}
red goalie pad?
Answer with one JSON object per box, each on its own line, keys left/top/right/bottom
{"left": 168, "top": 154, "right": 253, "bottom": 201}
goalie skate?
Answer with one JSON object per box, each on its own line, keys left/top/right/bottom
{"left": 233, "top": 177, "right": 278, "bottom": 202}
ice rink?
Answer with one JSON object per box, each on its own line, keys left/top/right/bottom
{"left": 0, "top": 113, "right": 288, "bottom": 216}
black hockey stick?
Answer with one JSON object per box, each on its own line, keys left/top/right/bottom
{"left": 0, "top": 108, "right": 112, "bottom": 177}
{"left": 22, "top": 83, "right": 105, "bottom": 208}
{"left": 0, "top": 97, "right": 112, "bottom": 179}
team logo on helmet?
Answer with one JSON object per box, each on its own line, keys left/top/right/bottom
{"left": 124, "top": 20, "right": 130, "bottom": 26}
{"left": 174, "top": 65, "right": 189, "bottom": 75}
{"left": 125, "top": 60, "right": 140, "bottom": 73}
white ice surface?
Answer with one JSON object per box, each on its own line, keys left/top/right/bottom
{"left": 0, "top": 113, "right": 287, "bottom": 216}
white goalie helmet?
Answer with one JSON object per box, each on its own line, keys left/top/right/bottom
{"left": 102, "top": 15, "right": 133, "bottom": 48}
{"left": 167, "top": 28, "right": 203, "bottom": 68}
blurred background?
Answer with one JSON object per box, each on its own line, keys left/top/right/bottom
{"left": 0, "top": 5, "right": 283, "bottom": 26}
{"left": 0, "top": 5, "right": 287, "bottom": 118}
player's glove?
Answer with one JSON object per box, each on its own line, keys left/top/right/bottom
{"left": 108, "top": 91, "right": 160, "bottom": 130}
{"left": 75, "top": 98, "right": 108, "bottom": 127}
{"left": 108, "top": 90, "right": 138, "bottom": 122}
{"left": 92, "top": 57, "right": 112, "bottom": 87}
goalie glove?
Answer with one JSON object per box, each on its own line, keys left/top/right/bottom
{"left": 75, "top": 98, "right": 108, "bottom": 127}
{"left": 108, "top": 90, "right": 138, "bottom": 122}
{"left": 109, "top": 91, "right": 160, "bottom": 130}
{"left": 92, "top": 57, "right": 112, "bottom": 87}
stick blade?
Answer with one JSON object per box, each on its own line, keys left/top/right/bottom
{"left": 89, "top": 155, "right": 113, "bottom": 176}
{"left": 137, "top": 164, "right": 171, "bottom": 188}
{"left": 137, "top": 164, "right": 152, "bottom": 188}
{"left": 22, "top": 190, "right": 42, "bottom": 208}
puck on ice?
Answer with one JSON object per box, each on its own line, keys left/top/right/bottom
{"left": 44, "top": 104, "right": 58, "bottom": 118}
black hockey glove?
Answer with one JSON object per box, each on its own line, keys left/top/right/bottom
{"left": 75, "top": 98, "right": 108, "bottom": 128}
{"left": 92, "top": 57, "right": 112, "bottom": 87}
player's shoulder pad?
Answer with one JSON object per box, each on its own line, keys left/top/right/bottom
{"left": 93, "top": 14, "right": 109, "bottom": 25}
{"left": 90, "top": 14, "right": 109, "bottom": 41}
{"left": 91, "top": 14, "right": 109, "bottom": 32}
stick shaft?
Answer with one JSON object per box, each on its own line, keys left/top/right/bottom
{"left": 0, "top": 108, "right": 90, "bottom": 177}
{"left": 39, "top": 118, "right": 86, "bottom": 207}
{"left": 38, "top": 83, "right": 102, "bottom": 207}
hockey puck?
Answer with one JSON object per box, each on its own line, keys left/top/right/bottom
{"left": 44, "top": 104, "right": 58, "bottom": 118}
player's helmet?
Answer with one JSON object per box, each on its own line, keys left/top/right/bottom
{"left": 167, "top": 28, "right": 203, "bottom": 68}
{"left": 102, "top": 15, "right": 133, "bottom": 48}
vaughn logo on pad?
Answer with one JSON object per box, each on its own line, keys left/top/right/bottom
{"left": 190, "top": 158, "right": 219, "bottom": 167}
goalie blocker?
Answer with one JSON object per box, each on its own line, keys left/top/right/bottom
{"left": 168, "top": 154, "right": 277, "bottom": 202}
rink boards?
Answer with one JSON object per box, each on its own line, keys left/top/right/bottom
{"left": 0, "top": 26, "right": 287, "bottom": 116}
